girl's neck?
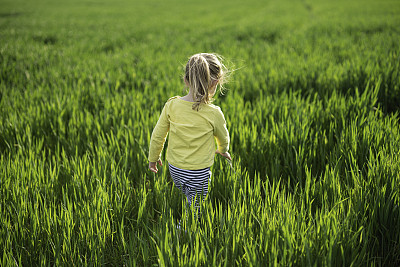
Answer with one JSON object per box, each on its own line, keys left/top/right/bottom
{"left": 180, "top": 90, "right": 195, "bottom": 102}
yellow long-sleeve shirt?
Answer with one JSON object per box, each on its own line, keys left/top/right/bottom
{"left": 148, "top": 96, "right": 230, "bottom": 170}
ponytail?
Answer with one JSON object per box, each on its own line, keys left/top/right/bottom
{"left": 185, "top": 53, "right": 227, "bottom": 111}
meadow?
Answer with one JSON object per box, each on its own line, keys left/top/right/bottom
{"left": 1, "top": 0, "right": 400, "bottom": 265}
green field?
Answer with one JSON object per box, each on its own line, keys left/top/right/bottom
{"left": 1, "top": 0, "right": 400, "bottom": 265}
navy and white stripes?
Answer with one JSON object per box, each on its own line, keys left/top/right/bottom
{"left": 169, "top": 163, "right": 211, "bottom": 209}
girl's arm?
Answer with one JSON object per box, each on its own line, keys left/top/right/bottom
{"left": 214, "top": 107, "right": 230, "bottom": 156}
{"left": 148, "top": 103, "right": 170, "bottom": 171}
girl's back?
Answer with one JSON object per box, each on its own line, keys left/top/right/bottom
{"left": 162, "top": 96, "right": 228, "bottom": 169}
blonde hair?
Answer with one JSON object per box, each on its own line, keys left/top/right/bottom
{"left": 185, "top": 53, "right": 229, "bottom": 111}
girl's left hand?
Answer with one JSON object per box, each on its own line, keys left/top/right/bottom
{"left": 149, "top": 160, "right": 163, "bottom": 173}
{"left": 215, "top": 150, "right": 232, "bottom": 161}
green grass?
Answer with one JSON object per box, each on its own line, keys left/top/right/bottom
{"left": 1, "top": 0, "right": 400, "bottom": 265}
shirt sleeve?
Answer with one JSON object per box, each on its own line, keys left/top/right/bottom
{"left": 148, "top": 102, "right": 170, "bottom": 162}
{"left": 213, "top": 107, "right": 230, "bottom": 153}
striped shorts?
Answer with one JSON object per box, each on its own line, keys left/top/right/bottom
{"left": 169, "top": 163, "right": 211, "bottom": 209}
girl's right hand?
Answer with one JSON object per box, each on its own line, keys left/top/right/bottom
{"left": 215, "top": 150, "right": 232, "bottom": 161}
{"left": 149, "top": 160, "right": 162, "bottom": 173}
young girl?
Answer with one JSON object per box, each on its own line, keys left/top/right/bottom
{"left": 148, "top": 53, "right": 232, "bottom": 218}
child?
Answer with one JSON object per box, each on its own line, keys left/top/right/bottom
{"left": 148, "top": 53, "right": 232, "bottom": 219}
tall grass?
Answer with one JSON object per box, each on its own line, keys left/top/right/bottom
{"left": 1, "top": 0, "right": 400, "bottom": 265}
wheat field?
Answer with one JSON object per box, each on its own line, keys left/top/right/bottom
{"left": 1, "top": 0, "right": 400, "bottom": 265}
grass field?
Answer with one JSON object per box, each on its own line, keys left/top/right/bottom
{"left": 1, "top": 0, "right": 400, "bottom": 265}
